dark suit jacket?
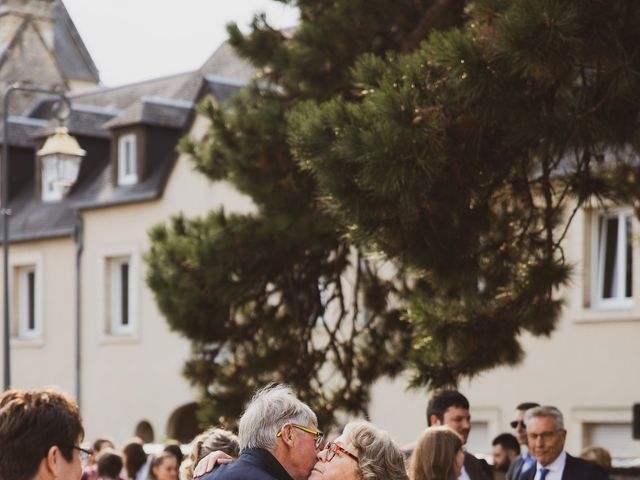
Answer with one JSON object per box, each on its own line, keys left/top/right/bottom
{"left": 519, "top": 453, "right": 608, "bottom": 480}
{"left": 464, "top": 451, "right": 493, "bottom": 480}
{"left": 200, "top": 448, "right": 293, "bottom": 480}
{"left": 506, "top": 454, "right": 535, "bottom": 480}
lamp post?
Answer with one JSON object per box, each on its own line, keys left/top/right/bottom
{"left": 2, "top": 83, "right": 82, "bottom": 391}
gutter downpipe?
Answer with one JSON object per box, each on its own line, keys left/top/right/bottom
{"left": 74, "top": 212, "right": 83, "bottom": 408}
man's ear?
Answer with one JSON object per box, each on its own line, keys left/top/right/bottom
{"left": 43, "top": 445, "right": 61, "bottom": 477}
{"left": 280, "top": 425, "right": 296, "bottom": 447}
{"left": 429, "top": 415, "right": 442, "bottom": 426}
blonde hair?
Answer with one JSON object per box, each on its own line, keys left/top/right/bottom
{"left": 580, "top": 446, "right": 612, "bottom": 469}
{"left": 180, "top": 427, "right": 239, "bottom": 480}
{"left": 342, "top": 420, "right": 408, "bottom": 480}
{"left": 409, "top": 426, "right": 462, "bottom": 480}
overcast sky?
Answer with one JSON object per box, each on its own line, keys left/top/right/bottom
{"left": 62, "top": 0, "right": 299, "bottom": 87}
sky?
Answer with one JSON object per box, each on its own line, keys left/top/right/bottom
{"left": 62, "top": 0, "right": 299, "bottom": 87}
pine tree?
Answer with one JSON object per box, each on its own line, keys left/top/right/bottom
{"left": 289, "top": 0, "right": 640, "bottom": 387}
{"left": 146, "top": 0, "right": 465, "bottom": 428}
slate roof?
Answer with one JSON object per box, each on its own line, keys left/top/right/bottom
{"left": 53, "top": 0, "right": 100, "bottom": 83}
{"left": 199, "top": 42, "right": 255, "bottom": 83}
{"left": 0, "top": 116, "right": 48, "bottom": 147}
{"left": 69, "top": 72, "right": 193, "bottom": 110}
{"left": 0, "top": 38, "right": 254, "bottom": 243}
{"left": 103, "top": 96, "right": 193, "bottom": 130}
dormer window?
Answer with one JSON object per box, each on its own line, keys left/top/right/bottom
{"left": 118, "top": 133, "right": 138, "bottom": 185}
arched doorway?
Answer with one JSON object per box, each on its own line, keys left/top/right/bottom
{"left": 166, "top": 402, "right": 200, "bottom": 443}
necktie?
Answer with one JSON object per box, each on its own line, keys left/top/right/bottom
{"left": 539, "top": 468, "right": 550, "bottom": 480}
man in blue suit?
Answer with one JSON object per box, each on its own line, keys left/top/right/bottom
{"left": 506, "top": 402, "right": 539, "bottom": 480}
{"left": 200, "top": 384, "right": 322, "bottom": 480}
{"left": 519, "top": 406, "right": 608, "bottom": 480}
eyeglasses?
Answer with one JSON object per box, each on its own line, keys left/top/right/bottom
{"left": 323, "top": 442, "right": 359, "bottom": 462}
{"left": 277, "top": 423, "right": 324, "bottom": 449}
{"left": 73, "top": 446, "right": 93, "bottom": 463}
{"left": 510, "top": 420, "right": 526, "bottom": 429}
{"left": 527, "top": 430, "right": 563, "bottom": 442}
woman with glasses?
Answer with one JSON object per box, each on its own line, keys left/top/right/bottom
{"left": 409, "top": 426, "right": 464, "bottom": 480}
{"left": 309, "top": 420, "right": 408, "bottom": 480}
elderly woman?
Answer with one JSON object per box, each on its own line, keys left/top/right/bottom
{"left": 194, "top": 420, "right": 407, "bottom": 480}
{"left": 310, "top": 420, "right": 408, "bottom": 480}
{"left": 409, "top": 426, "right": 464, "bottom": 480}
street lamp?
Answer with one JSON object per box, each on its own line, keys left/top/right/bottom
{"left": 2, "top": 83, "right": 84, "bottom": 390}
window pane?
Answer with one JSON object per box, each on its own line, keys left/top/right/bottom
{"left": 601, "top": 217, "right": 619, "bottom": 299}
{"left": 27, "top": 271, "right": 35, "bottom": 331}
{"left": 121, "top": 262, "right": 129, "bottom": 326}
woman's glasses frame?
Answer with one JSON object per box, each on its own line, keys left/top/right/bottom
{"left": 323, "top": 442, "right": 359, "bottom": 462}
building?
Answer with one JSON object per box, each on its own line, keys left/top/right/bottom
{"left": 0, "top": 27, "right": 256, "bottom": 441}
{"left": 0, "top": 0, "right": 99, "bottom": 114}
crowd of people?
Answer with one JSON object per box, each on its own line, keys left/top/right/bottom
{"left": 0, "top": 385, "right": 614, "bottom": 480}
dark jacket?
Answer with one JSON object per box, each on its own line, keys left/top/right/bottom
{"left": 506, "top": 453, "right": 535, "bottom": 480}
{"left": 464, "top": 451, "right": 493, "bottom": 480}
{"left": 199, "top": 448, "right": 293, "bottom": 480}
{"left": 519, "top": 453, "right": 608, "bottom": 480}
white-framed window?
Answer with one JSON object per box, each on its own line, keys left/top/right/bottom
{"left": 11, "top": 262, "right": 43, "bottom": 340}
{"left": 107, "top": 255, "right": 134, "bottom": 335}
{"left": 591, "top": 210, "right": 634, "bottom": 309}
{"left": 117, "top": 133, "right": 138, "bottom": 185}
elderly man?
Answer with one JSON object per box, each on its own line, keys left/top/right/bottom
{"left": 427, "top": 390, "right": 492, "bottom": 480}
{"left": 506, "top": 402, "right": 539, "bottom": 480}
{"left": 520, "top": 406, "right": 607, "bottom": 480}
{"left": 200, "top": 384, "right": 322, "bottom": 480}
{"left": 0, "top": 388, "right": 87, "bottom": 480}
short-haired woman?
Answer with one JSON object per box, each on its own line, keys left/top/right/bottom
{"left": 310, "top": 420, "right": 408, "bottom": 480}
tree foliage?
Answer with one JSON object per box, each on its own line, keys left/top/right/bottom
{"left": 289, "top": 0, "right": 640, "bottom": 387}
{"left": 146, "top": 0, "right": 465, "bottom": 428}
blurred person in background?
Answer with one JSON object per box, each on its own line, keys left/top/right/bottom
{"left": 96, "top": 449, "right": 123, "bottom": 480}
{"left": 149, "top": 452, "right": 179, "bottom": 480}
{"left": 164, "top": 441, "right": 185, "bottom": 468}
{"left": 181, "top": 427, "right": 240, "bottom": 480}
{"left": 0, "top": 388, "right": 86, "bottom": 480}
{"left": 491, "top": 433, "right": 520, "bottom": 480}
{"left": 580, "top": 447, "right": 613, "bottom": 480}
{"left": 82, "top": 437, "right": 116, "bottom": 480}
{"left": 122, "top": 439, "right": 150, "bottom": 480}
{"left": 506, "top": 402, "right": 539, "bottom": 480}
{"left": 409, "top": 426, "right": 464, "bottom": 480}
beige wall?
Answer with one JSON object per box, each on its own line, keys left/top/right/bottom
{"left": 80, "top": 131, "right": 254, "bottom": 443}
{"left": 0, "top": 237, "right": 76, "bottom": 393}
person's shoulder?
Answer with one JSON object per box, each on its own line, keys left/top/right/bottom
{"left": 463, "top": 452, "right": 492, "bottom": 480}
{"left": 198, "top": 458, "right": 278, "bottom": 480}
{"left": 565, "top": 454, "right": 608, "bottom": 479}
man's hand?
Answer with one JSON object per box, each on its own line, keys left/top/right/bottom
{"left": 193, "top": 451, "right": 234, "bottom": 478}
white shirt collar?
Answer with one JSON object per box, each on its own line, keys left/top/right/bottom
{"left": 537, "top": 450, "right": 567, "bottom": 476}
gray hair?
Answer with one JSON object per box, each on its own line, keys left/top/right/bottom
{"left": 524, "top": 406, "right": 564, "bottom": 430}
{"left": 238, "top": 384, "right": 317, "bottom": 452}
{"left": 343, "top": 420, "right": 408, "bottom": 480}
